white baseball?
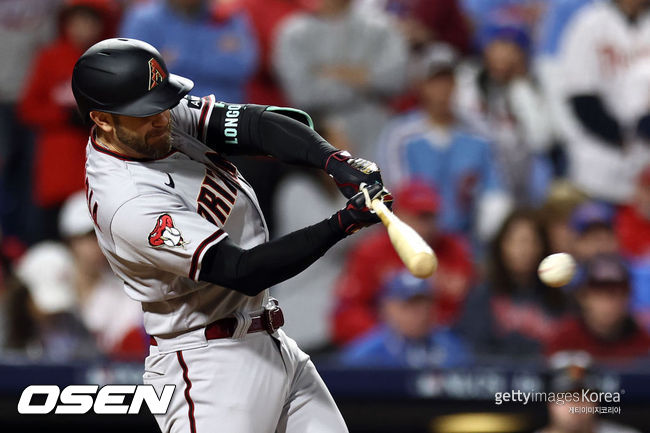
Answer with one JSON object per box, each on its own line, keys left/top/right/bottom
{"left": 538, "top": 253, "right": 576, "bottom": 287}
{"left": 162, "top": 227, "right": 182, "bottom": 247}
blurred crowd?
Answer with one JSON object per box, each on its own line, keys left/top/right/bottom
{"left": 1, "top": 0, "right": 650, "bottom": 387}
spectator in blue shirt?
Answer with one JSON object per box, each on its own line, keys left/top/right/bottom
{"left": 120, "top": 0, "right": 258, "bottom": 102}
{"left": 377, "top": 44, "right": 512, "bottom": 244}
{"left": 340, "top": 270, "right": 471, "bottom": 368}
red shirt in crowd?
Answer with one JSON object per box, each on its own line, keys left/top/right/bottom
{"left": 332, "top": 227, "right": 474, "bottom": 345}
{"left": 240, "top": 0, "right": 306, "bottom": 105}
{"left": 18, "top": 0, "right": 118, "bottom": 207}
{"left": 616, "top": 205, "right": 650, "bottom": 259}
{"left": 19, "top": 39, "right": 88, "bottom": 207}
{"left": 412, "top": 0, "right": 470, "bottom": 54}
{"left": 546, "top": 317, "right": 650, "bottom": 362}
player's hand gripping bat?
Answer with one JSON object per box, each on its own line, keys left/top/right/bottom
{"left": 361, "top": 185, "right": 438, "bottom": 278}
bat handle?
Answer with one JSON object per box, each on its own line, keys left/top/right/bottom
{"left": 370, "top": 198, "right": 394, "bottom": 226}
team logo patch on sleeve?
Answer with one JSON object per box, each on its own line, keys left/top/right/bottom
{"left": 149, "top": 214, "right": 187, "bottom": 247}
{"left": 148, "top": 58, "right": 167, "bottom": 91}
{"left": 185, "top": 95, "right": 203, "bottom": 110}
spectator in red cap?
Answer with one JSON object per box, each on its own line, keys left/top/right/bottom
{"left": 331, "top": 179, "right": 474, "bottom": 346}
{"left": 616, "top": 165, "right": 650, "bottom": 261}
{"left": 546, "top": 253, "right": 650, "bottom": 363}
{"left": 18, "top": 0, "right": 117, "bottom": 240}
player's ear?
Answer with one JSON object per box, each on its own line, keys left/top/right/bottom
{"left": 89, "top": 111, "right": 114, "bottom": 133}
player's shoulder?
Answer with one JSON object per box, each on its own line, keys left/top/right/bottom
{"left": 452, "top": 127, "right": 491, "bottom": 148}
{"left": 570, "top": 0, "right": 617, "bottom": 28}
{"left": 178, "top": 94, "right": 208, "bottom": 111}
{"left": 380, "top": 110, "right": 429, "bottom": 141}
{"left": 350, "top": 7, "right": 393, "bottom": 32}
{"left": 171, "top": 94, "right": 209, "bottom": 120}
{"left": 430, "top": 326, "right": 466, "bottom": 347}
{"left": 342, "top": 327, "right": 391, "bottom": 357}
{"left": 277, "top": 12, "right": 317, "bottom": 38}
{"left": 85, "top": 142, "right": 184, "bottom": 229}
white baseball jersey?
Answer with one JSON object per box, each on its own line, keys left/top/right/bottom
{"left": 561, "top": 0, "right": 650, "bottom": 123}
{"left": 559, "top": 0, "right": 650, "bottom": 201}
{"left": 84, "top": 95, "right": 270, "bottom": 337}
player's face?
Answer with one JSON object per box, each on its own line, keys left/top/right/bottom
{"left": 579, "top": 285, "right": 630, "bottom": 337}
{"left": 500, "top": 218, "right": 543, "bottom": 277}
{"left": 574, "top": 227, "right": 618, "bottom": 261}
{"left": 484, "top": 40, "right": 526, "bottom": 83}
{"left": 383, "top": 295, "right": 433, "bottom": 339}
{"left": 64, "top": 9, "right": 103, "bottom": 50}
{"left": 112, "top": 111, "right": 172, "bottom": 159}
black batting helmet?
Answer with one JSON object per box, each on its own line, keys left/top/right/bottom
{"left": 72, "top": 38, "right": 194, "bottom": 121}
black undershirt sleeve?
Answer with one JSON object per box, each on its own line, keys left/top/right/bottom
{"left": 206, "top": 105, "right": 338, "bottom": 168}
{"left": 198, "top": 217, "right": 346, "bottom": 296}
{"left": 637, "top": 113, "right": 650, "bottom": 141}
{"left": 570, "top": 94, "right": 623, "bottom": 147}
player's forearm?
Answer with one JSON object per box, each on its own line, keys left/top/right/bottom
{"left": 199, "top": 217, "right": 347, "bottom": 296}
{"left": 198, "top": 185, "right": 388, "bottom": 295}
{"left": 232, "top": 110, "right": 338, "bottom": 168}
{"left": 570, "top": 94, "right": 623, "bottom": 146}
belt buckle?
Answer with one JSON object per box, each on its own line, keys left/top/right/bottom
{"left": 263, "top": 305, "right": 282, "bottom": 334}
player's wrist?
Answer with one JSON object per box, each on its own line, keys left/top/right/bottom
{"left": 332, "top": 209, "right": 363, "bottom": 236}
{"left": 328, "top": 212, "right": 353, "bottom": 237}
{"left": 324, "top": 150, "right": 350, "bottom": 172}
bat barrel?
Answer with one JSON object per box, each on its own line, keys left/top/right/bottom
{"left": 408, "top": 252, "right": 437, "bottom": 278}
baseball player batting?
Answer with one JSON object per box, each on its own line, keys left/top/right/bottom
{"left": 71, "top": 38, "right": 391, "bottom": 433}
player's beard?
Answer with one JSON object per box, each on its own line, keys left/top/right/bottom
{"left": 114, "top": 117, "right": 173, "bottom": 159}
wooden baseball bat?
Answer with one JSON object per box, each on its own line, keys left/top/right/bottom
{"left": 370, "top": 198, "right": 438, "bottom": 278}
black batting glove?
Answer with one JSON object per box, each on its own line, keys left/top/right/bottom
{"left": 325, "top": 150, "right": 384, "bottom": 198}
{"left": 334, "top": 183, "right": 392, "bottom": 235}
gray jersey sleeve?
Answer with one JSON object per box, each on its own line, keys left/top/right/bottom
{"left": 110, "top": 193, "right": 228, "bottom": 282}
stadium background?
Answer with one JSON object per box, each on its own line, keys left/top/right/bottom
{"left": 2, "top": 0, "right": 650, "bottom": 432}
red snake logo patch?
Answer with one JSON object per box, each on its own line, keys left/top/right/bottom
{"left": 149, "top": 214, "right": 185, "bottom": 247}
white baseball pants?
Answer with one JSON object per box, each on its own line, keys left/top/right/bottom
{"left": 143, "top": 328, "right": 348, "bottom": 433}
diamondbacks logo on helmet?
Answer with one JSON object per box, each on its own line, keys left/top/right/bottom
{"left": 148, "top": 58, "right": 167, "bottom": 91}
{"left": 149, "top": 214, "right": 186, "bottom": 247}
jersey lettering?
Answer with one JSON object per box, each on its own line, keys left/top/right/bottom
{"left": 205, "top": 152, "right": 238, "bottom": 179}
{"left": 84, "top": 177, "right": 101, "bottom": 231}
{"left": 197, "top": 169, "right": 237, "bottom": 225}
{"left": 223, "top": 104, "right": 243, "bottom": 145}
{"left": 598, "top": 44, "right": 628, "bottom": 77}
